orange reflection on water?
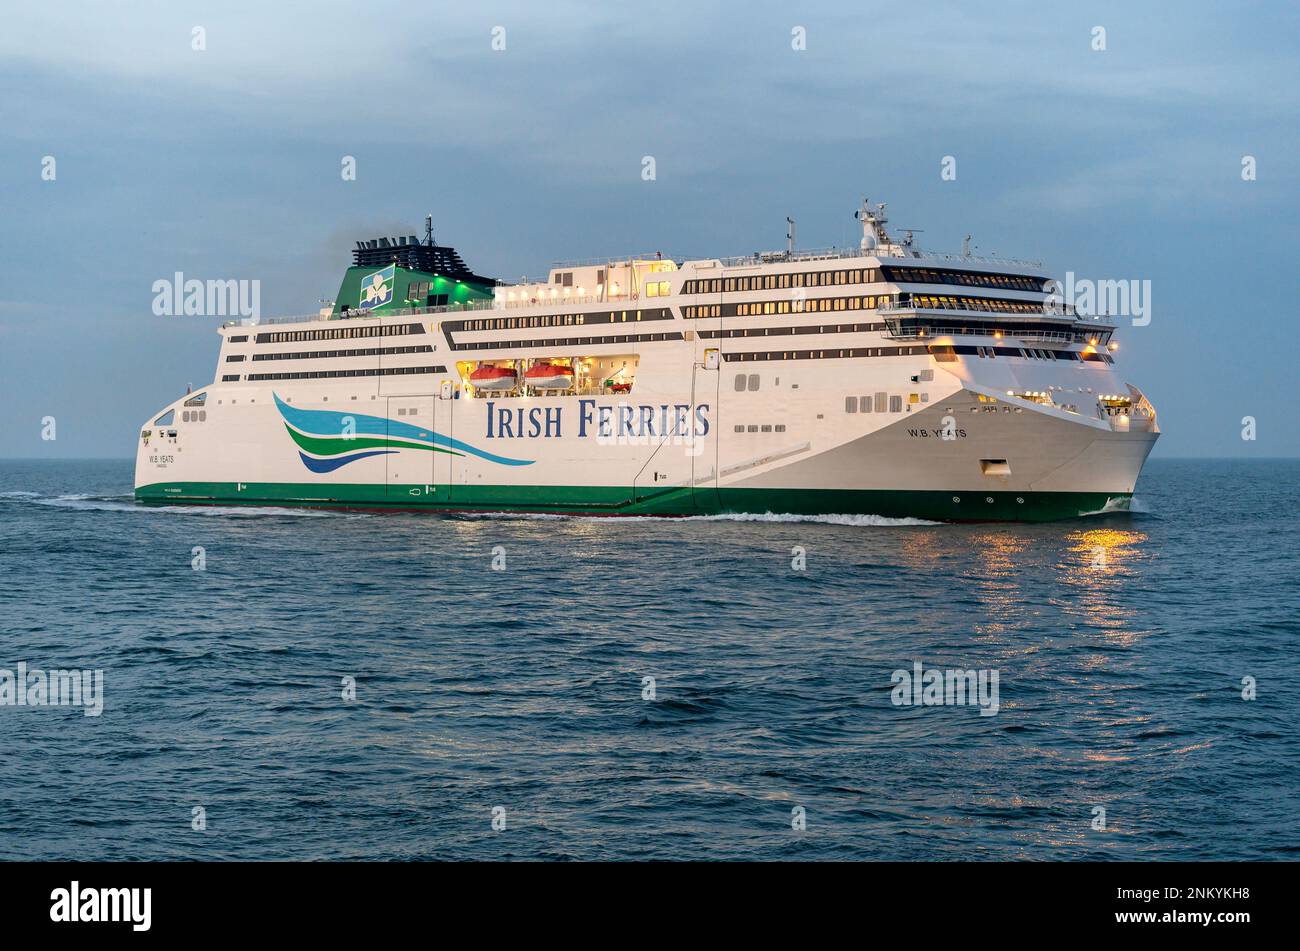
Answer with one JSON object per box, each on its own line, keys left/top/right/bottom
{"left": 1060, "top": 527, "right": 1150, "bottom": 644}
{"left": 968, "top": 531, "right": 1035, "bottom": 639}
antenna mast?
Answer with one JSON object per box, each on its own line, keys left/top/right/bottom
{"left": 425, "top": 214, "right": 435, "bottom": 247}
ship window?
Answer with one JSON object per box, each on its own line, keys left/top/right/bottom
{"left": 747, "top": 374, "right": 760, "bottom": 391}
{"left": 734, "top": 374, "right": 746, "bottom": 391}
{"left": 889, "top": 395, "right": 902, "bottom": 413}
{"left": 775, "top": 424, "right": 786, "bottom": 432}
{"left": 154, "top": 409, "right": 174, "bottom": 426}
{"left": 874, "top": 392, "right": 887, "bottom": 413}
{"left": 860, "top": 395, "right": 872, "bottom": 412}
{"left": 184, "top": 392, "right": 208, "bottom": 406}
{"left": 747, "top": 425, "right": 759, "bottom": 432}
{"left": 845, "top": 396, "right": 857, "bottom": 414}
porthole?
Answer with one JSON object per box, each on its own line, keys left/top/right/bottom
{"left": 952, "top": 496, "right": 961, "bottom": 503}
{"left": 986, "top": 497, "right": 994, "bottom": 503}
{"left": 1016, "top": 497, "right": 1025, "bottom": 504}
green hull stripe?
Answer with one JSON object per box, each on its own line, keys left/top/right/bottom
{"left": 283, "top": 424, "right": 462, "bottom": 457}
{"left": 135, "top": 481, "right": 1132, "bottom": 523}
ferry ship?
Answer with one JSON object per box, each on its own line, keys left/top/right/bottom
{"left": 134, "top": 200, "right": 1158, "bottom": 521}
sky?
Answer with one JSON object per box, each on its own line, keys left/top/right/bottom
{"left": 1, "top": 0, "right": 1297, "bottom": 458}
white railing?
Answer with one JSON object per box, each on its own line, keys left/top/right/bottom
{"left": 886, "top": 326, "right": 1080, "bottom": 344}
{"left": 498, "top": 293, "right": 634, "bottom": 309}
{"left": 715, "top": 245, "right": 1043, "bottom": 269}
{"left": 229, "top": 299, "right": 502, "bottom": 328}
{"left": 548, "top": 252, "right": 677, "bottom": 268}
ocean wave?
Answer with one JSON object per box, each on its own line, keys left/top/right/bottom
{"left": 1080, "top": 495, "right": 1153, "bottom": 517}
{"left": 30, "top": 495, "right": 364, "bottom": 518}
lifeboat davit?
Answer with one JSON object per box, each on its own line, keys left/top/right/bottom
{"left": 470, "top": 365, "right": 518, "bottom": 391}
{"left": 525, "top": 362, "right": 575, "bottom": 391}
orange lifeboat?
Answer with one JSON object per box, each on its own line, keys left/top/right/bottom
{"left": 525, "top": 362, "right": 575, "bottom": 391}
{"left": 470, "top": 365, "right": 518, "bottom": 392}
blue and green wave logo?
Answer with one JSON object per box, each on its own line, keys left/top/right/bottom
{"left": 274, "top": 393, "right": 533, "bottom": 472}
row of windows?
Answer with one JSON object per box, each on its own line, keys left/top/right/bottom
{"left": 253, "top": 322, "right": 425, "bottom": 344}
{"left": 455, "top": 308, "right": 672, "bottom": 334}
{"left": 930, "top": 344, "right": 1114, "bottom": 364}
{"left": 249, "top": 345, "right": 434, "bottom": 362}
{"left": 888, "top": 317, "right": 1110, "bottom": 345}
{"left": 683, "top": 269, "right": 881, "bottom": 295}
{"left": 405, "top": 282, "right": 447, "bottom": 306}
{"left": 734, "top": 423, "right": 788, "bottom": 433}
{"left": 905, "top": 295, "right": 1049, "bottom": 315}
{"left": 239, "top": 365, "right": 447, "bottom": 382}
{"left": 722, "top": 346, "right": 930, "bottom": 362}
{"left": 846, "top": 393, "right": 908, "bottom": 414}
{"left": 452, "top": 331, "right": 684, "bottom": 352}
{"left": 882, "top": 266, "right": 1046, "bottom": 292}
{"left": 684, "top": 293, "right": 1046, "bottom": 320}
{"left": 700, "top": 322, "right": 887, "bottom": 339}
{"left": 682, "top": 266, "right": 1046, "bottom": 295}
{"left": 684, "top": 295, "right": 888, "bottom": 319}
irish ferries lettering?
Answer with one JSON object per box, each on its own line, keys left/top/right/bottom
{"left": 484, "top": 399, "right": 711, "bottom": 439}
